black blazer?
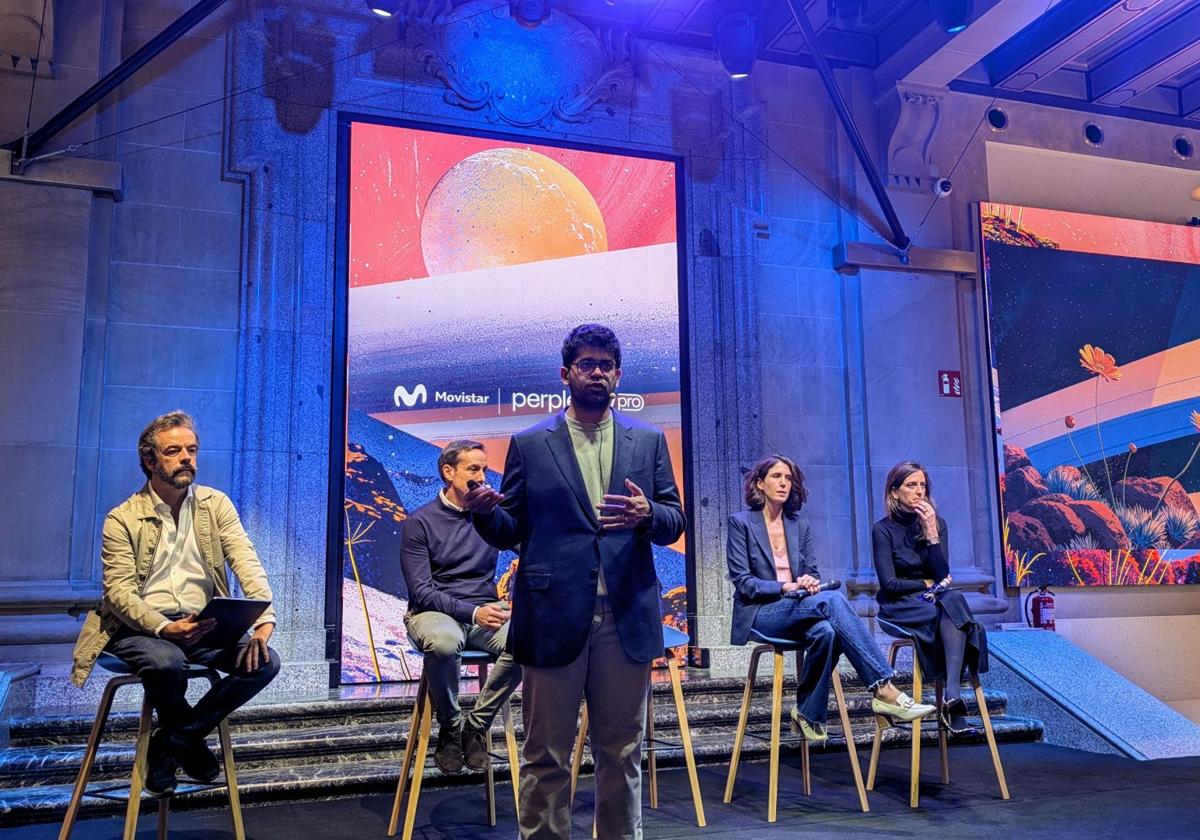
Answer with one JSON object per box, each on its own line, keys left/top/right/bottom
{"left": 726, "top": 509, "right": 819, "bottom": 646}
{"left": 473, "top": 410, "right": 686, "bottom": 667}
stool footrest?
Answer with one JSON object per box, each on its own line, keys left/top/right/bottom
{"left": 644, "top": 736, "right": 687, "bottom": 749}
{"left": 58, "top": 671, "right": 245, "bottom": 840}
{"left": 84, "top": 781, "right": 230, "bottom": 803}
{"left": 741, "top": 729, "right": 810, "bottom": 747}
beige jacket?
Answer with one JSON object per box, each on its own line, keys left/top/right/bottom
{"left": 70, "top": 483, "right": 275, "bottom": 687}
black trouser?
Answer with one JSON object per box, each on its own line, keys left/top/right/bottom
{"left": 105, "top": 622, "right": 281, "bottom": 739}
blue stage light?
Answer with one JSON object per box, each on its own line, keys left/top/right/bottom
{"left": 366, "top": 0, "right": 401, "bottom": 17}
{"left": 928, "top": 0, "right": 972, "bottom": 33}
{"left": 712, "top": 0, "right": 759, "bottom": 79}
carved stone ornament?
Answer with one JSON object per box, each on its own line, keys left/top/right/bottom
{"left": 409, "top": 0, "right": 631, "bottom": 128}
{"left": 886, "top": 88, "right": 942, "bottom": 192}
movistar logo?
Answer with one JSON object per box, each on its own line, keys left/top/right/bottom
{"left": 394, "top": 384, "right": 428, "bottom": 408}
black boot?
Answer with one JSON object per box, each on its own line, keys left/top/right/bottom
{"left": 939, "top": 698, "right": 981, "bottom": 735}
{"left": 166, "top": 731, "right": 221, "bottom": 783}
{"left": 145, "top": 729, "right": 179, "bottom": 796}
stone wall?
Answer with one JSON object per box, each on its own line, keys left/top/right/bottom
{"left": 2, "top": 1, "right": 1197, "bottom": 711}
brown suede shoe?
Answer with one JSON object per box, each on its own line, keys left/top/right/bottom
{"left": 434, "top": 724, "right": 464, "bottom": 775}
{"left": 461, "top": 722, "right": 490, "bottom": 771}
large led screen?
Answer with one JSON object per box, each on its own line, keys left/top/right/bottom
{"left": 982, "top": 204, "right": 1200, "bottom": 588}
{"left": 337, "top": 120, "right": 688, "bottom": 683}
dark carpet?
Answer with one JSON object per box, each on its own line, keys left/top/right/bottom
{"left": 14, "top": 743, "right": 1199, "bottom": 839}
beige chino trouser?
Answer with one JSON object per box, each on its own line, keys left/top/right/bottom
{"left": 518, "top": 598, "right": 651, "bottom": 840}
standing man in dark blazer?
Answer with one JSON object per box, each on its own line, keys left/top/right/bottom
{"left": 465, "top": 324, "right": 685, "bottom": 839}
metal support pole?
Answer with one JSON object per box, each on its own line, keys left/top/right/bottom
{"left": 6, "top": 0, "right": 230, "bottom": 164}
{"left": 784, "top": 0, "right": 911, "bottom": 253}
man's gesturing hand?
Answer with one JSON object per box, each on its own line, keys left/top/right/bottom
{"left": 598, "top": 479, "right": 652, "bottom": 531}
{"left": 160, "top": 612, "right": 216, "bottom": 646}
{"left": 463, "top": 483, "right": 504, "bottom": 514}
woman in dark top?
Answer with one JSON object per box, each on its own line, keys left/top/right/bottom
{"left": 872, "top": 460, "right": 989, "bottom": 733}
{"left": 728, "top": 455, "right": 934, "bottom": 742}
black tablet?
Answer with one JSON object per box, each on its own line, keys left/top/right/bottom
{"left": 195, "top": 597, "right": 271, "bottom": 648}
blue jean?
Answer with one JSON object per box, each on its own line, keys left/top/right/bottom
{"left": 752, "top": 591, "right": 895, "bottom": 724}
{"left": 106, "top": 625, "right": 281, "bottom": 739}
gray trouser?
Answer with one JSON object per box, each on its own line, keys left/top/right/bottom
{"left": 519, "top": 598, "right": 651, "bottom": 840}
{"left": 404, "top": 609, "right": 521, "bottom": 731}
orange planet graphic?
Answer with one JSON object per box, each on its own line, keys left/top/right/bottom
{"left": 420, "top": 148, "right": 608, "bottom": 276}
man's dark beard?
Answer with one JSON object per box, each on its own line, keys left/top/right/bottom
{"left": 569, "top": 380, "right": 611, "bottom": 411}
{"left": 155, "top": 462, "right": 195, "bottom": 489}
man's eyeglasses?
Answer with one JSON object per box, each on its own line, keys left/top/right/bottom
{"left": 572, "top": 359, "right": 617, "bottom": 375}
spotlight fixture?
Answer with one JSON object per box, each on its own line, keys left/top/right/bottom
{"left": 366, "top": 0, "right": 401, "bottom": 16}
{"left": 928, "top": 0, "right": 973, "bottom": 33}
{"left": 829, "top": 0, "right": 868, "bottom": 26}
{"left": 712, "top": 0, "right": 760, "bottom": 79}
{"left": 510, "top": 0, "right": 552, "bottom": 28}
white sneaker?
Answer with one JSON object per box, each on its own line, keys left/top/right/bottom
{"left": 871, "top": 691, "right": 936, "bottom": 722}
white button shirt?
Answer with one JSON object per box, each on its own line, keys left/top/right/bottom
{"left": 142, "top": 485, "right": 214, "bottom": 634}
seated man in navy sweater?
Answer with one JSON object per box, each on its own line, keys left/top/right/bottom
{"left": 401, "top": 439, "right": 522, "bottom": 774}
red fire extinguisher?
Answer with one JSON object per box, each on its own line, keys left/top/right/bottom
{"left": 1024, "top": 585, "right": 1055, "bottom": 631}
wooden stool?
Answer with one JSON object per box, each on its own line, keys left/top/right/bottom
{"left": 865, "top": 621, "right": 1009, "bottom": 808}
{"left": 387, "top": 649, "right": 520, "bottom": 839}
{"left": 569, "top": 625, "right": 707, "bottom": 832}
{"left": 723, "top": 630, "right": 869, "bottom": 821}
{"left": 59, "top": 651, "right": 244, "bottom": 840}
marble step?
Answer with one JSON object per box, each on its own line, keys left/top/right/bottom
{"left": 5, "top": 669, "right": 952, "bottom": 746}
{"left": 0, "top": 669, "right": 1042, "bottom": 825}
{"left": 0, "top": 713, "right": 1043, "bottom": 824}
{"left": 0, "top": 687, "right": 1011, "bottom": 789}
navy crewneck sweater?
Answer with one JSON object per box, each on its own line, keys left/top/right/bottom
{"left": 400, "top": 494, "right": 500, "bottom": 624}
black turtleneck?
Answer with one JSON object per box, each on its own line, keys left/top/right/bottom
{"left": 871, "top": 510, "right": 949, "bottom": 601}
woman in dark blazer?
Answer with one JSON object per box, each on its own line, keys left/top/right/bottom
{"left": 872, "top": 460, "right": 989, "bottom": 733}
{"left": 727, "top": 455, "right": 934, "bottom": 741}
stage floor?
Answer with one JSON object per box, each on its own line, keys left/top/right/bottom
{"left": 13, "top": 743, "right": 1197, "bottom": 838}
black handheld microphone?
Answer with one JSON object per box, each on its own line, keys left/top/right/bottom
{"left": 786, "top": 578, "right": 842, "bottom": 599}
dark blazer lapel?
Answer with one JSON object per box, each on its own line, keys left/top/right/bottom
{"left": 607, "top": 411, "right": 637, "bottom": 496}
{"left": 544, "top": 414, "right": 598, "bottom": 526}
{"left": 785, "top": 516, "right": 802, "bottom": 580}
{"left": 747, "top": 512, "right": 775, "bottom": 573}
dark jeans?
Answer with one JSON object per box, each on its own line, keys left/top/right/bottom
{"left": 752, "top": 591, "right": 895, "bottom": 725}
{"left": 105, "top": 624, "right": 281, "bottom": 739}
